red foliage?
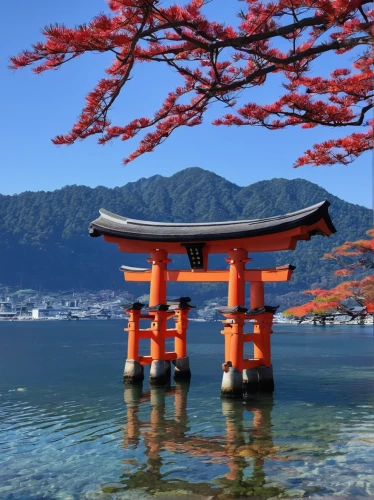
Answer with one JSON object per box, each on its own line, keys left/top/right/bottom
{"left": 335, "top": 269, "right": 353, "bottom": 276}
{"left": 284, "top": 302, "right": 317, "bottom": 317}
{"left": 323, "top": 229, "right": 374, "bottom": 275}
{"left": 360, "top": 275, "right": 374, "bottom": 308}
{"left": 284, "top": 280, "right": 365, "bottom": 317}
{"left": 366, "top": 303, "right": 374, "bottom": 314}
{"left": 285, "top": 230, "right": 374, "bottom": 317}
{"left": 9, "top": 0, "right": 374, "bottom": 165}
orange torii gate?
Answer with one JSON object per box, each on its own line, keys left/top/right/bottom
{"left": 89, "top": 201, "right": 336, "bottom": 397}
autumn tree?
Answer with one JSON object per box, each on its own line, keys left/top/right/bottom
{"left": 285, "top": 230, "right": 374, "bottom": 317}
{"left": 322, "top": 228, "right": 374, "bottom": 275}
{"left": 10, "top": 0, "right": 374, "bottom": 165}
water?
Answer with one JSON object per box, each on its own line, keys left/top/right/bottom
{"left": 0, "top": 321, "right": 373, "bottom": 499}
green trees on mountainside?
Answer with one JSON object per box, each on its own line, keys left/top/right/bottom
{"left": 0, "top": 168, "right": 371, "bottom": 304}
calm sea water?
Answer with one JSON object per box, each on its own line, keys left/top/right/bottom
{"left": 0, "top": 321, "right": 373, "bottom": 499}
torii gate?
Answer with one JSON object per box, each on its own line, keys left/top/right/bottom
{"left": 89, "top": 200, "right": 336, "bottom": 397}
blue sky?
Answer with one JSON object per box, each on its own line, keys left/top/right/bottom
{"left": 1, "top": 0, "right": 372, "bottom": 208}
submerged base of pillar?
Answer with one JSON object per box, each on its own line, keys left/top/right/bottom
{"left": 221, "top": 367, "right": 243, "bottom": 398}
{"left": 172, "top": 357, "right": 191, "bottom": 381}
{"left": 123, "top": 360, "right": 144, "bottom": 385}
{"left": 150, "top": 360, "right": 170, "bottom": 386}
{"left": 243, "top": 365, "right": 274, "bottom": 393}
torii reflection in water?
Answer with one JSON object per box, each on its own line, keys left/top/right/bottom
{"left": 121, "top": 384, "right": 285, "bottom": 498}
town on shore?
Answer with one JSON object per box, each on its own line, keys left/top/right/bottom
{"left": 0, "top": 286, "right": 372, "bottom": 325}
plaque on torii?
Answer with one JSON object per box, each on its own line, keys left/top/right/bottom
{"left": 90, "top": 201, "right": 336, "bottom": 397}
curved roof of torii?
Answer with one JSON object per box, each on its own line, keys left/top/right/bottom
{"left": 89, "top": 200, "right": 336, "bottom": 252}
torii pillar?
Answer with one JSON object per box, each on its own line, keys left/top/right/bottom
{"left": 243, "top": 281, "right": 274, "bottom": 393}
{"left": 220, "top": 251, "right": 275, "bottom": 397}
{"left": 148, "top": 249, "right": 170, "bottom": 386}
{"left": 221, "top": 248, "right": 249, "bottom": 397}
{"left": 124, "top": 248, "right": 192, "bottom": 386}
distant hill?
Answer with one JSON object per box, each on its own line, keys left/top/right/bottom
{"left": 0, "top": 168, "right": 371, "bottom": 308}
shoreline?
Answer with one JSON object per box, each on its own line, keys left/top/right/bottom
{"left": 1, "top": 317, "right": 373, "bottom": 325}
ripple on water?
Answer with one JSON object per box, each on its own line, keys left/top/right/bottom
{"left": 1, "top": 323, "right": 374, "bottom": 498}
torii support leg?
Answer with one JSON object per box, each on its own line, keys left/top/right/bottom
{"left": 149, "top": 249, "right": 170, "bottom": 386}
{"left": 123, "top": 309, "right": 144, "bottom": 385}
{"left": 221, "top": 249, "right": 248, "bottom": 398}
{"left": 172, "top": 309, "right": 191, "bottom": 381}
{"left": 243, "top": 281, "right": 274, "bottom": 393}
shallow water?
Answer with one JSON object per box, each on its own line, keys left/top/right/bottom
{"left": 0, "top": 321, "right": 373, "bottom": 499}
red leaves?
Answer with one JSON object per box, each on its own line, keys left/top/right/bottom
{"left": 284, "top": 302, "right": 316, "bottom": 317}
{"left": 285, "top": 281, "right": 362, "bottom": 317}
{"left": 286, "top": 230, "right": 374, "bottom": 317}
{"left": 335, "top": 269, "right": 354, "bottom": 276}
{"left": 294, "top": 124, "right": 373, "bottom": 166}
{"left": 323, "top": 230, "right": 374, "bottom": 277}
{"left": 9, "top": 0, "right": 374, "bottom": 165}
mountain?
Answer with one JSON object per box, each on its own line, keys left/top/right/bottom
{"left": 0, "top": 168, "right": 371, "bottom": 308}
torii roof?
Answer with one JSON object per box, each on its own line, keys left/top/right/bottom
{"left": 90, "top": 200, "right": 334, "bottom": 237}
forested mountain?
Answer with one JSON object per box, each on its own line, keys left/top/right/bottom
{"left": 0, "top": 168, "right": 371, "bottom": 308}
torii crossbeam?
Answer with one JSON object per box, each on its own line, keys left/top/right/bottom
{"left": 89, "top": 201, "right": 336, "bottom": 397}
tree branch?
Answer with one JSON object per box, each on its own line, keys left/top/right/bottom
{"left": 198, "top": 36, "right": 374, "bottom": 94}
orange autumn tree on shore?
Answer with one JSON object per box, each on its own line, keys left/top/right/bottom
{"left": 9, "top": 0, "right": 374, "bottom": 166}
{"left": 285, "top": 229, "right": 374, "bottom": 317}
{"left": 323, "top": 228, "right": 374, "bottom": 275}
